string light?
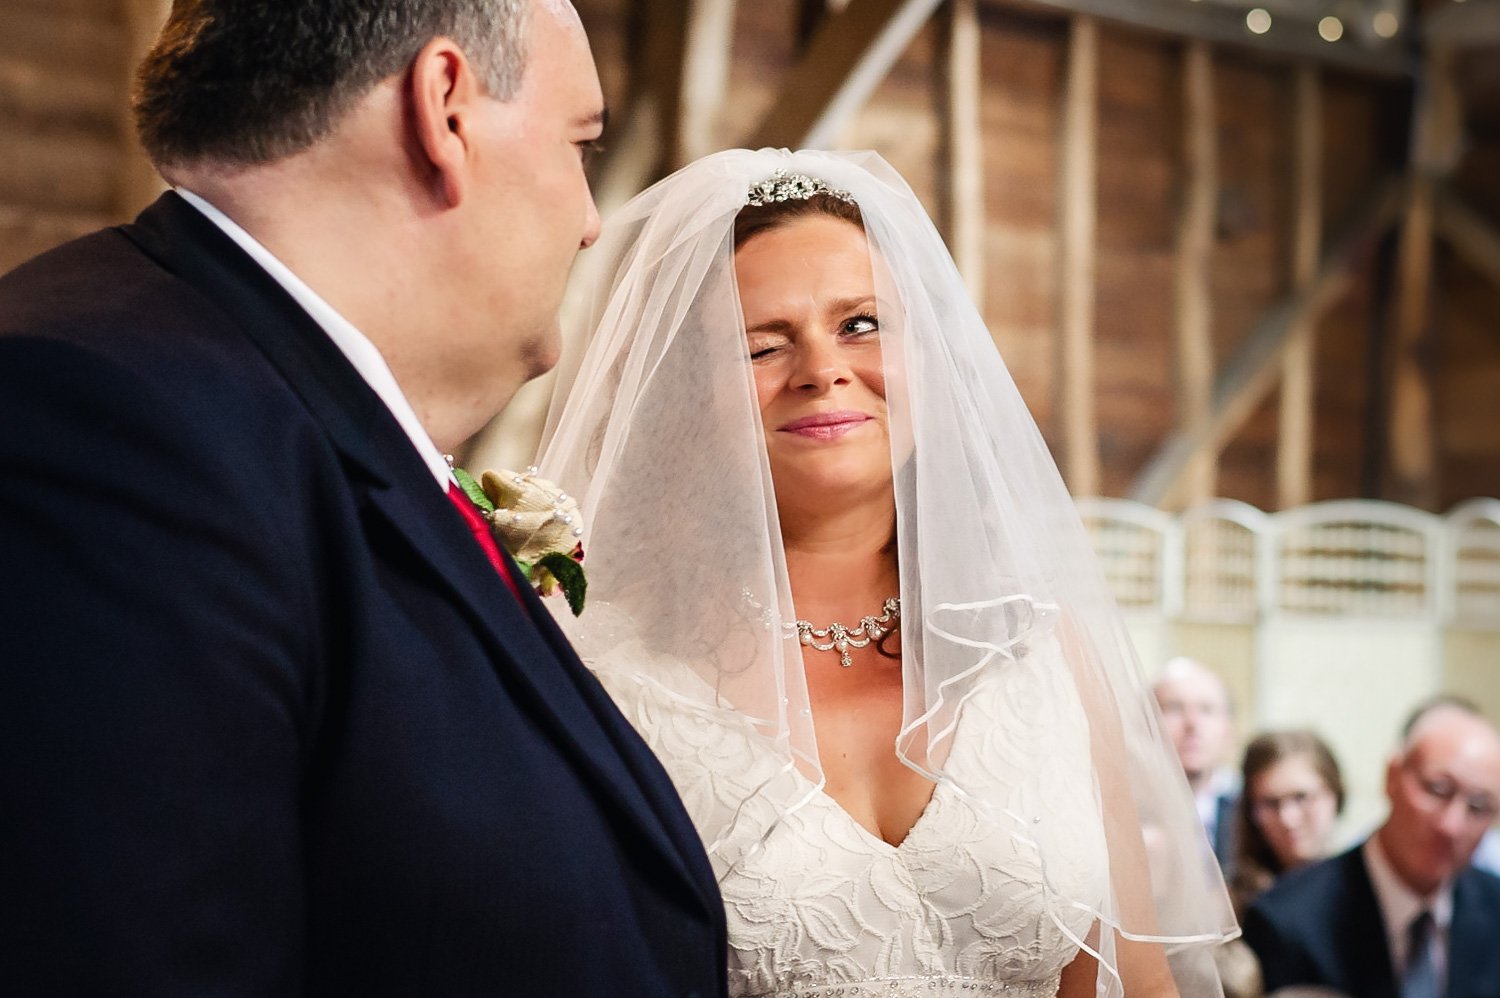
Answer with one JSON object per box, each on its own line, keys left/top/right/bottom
{"left": 1318, "top": 16, "right": 1344, "bottom": 42}
{"left": 1372, "top": 11, "right": 1400, "bottom": 38}
{"left": 1246, "top": 9, "right": 1272, "bottom": 35}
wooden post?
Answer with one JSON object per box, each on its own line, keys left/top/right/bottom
{"left": 935, "top": 0, "right": 986, "bottom": 308}
{"left": 1277, "top": 64, "right": 1321, "bottom": 510}
{"left": 1387, "top": 44, "right": 1460, "bottom": 509}
{"left": 1174, "top": 39, "right": 1216, "bottom": 507}
{"left": 119, "top": 0, "right": 170, "bottom": 217}
{"left": 1057, "top": 15, "right": 1099, "bottom": 497}
{"left": 679, "top": 0, "right": 738, "bottom": 164}
{"left": 1130, "top": 180, "right": 1401, "bottom": 507}
{"left": 642, "top": 0, "right": 693, "bottom": 172}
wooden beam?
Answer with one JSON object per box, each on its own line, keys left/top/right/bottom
{"left": 1130, "top": 179, "right": 1402, "bottom": 507}
{"left": 120, "top": 0, "right": 170, "bottom": 217}
{"left": 1001, "top": 0, "right": 1410, "bottom": 77}
{"left": 1435, "top": 187, "right": 1500, "bottom": 294}
{"left": 1278, "top": 64, "right": 1321, "bottom": 510}
{"left": 678, "top": 0, "right": 738, "bottom": 164}
{"left": 1057, "top": 15, "right": 1099, "bottom": 497}
{"left": 749, "top": 0, "right": 945, "bottom": 149}
{"left": 935, "top": 0, "right": 986, "bottom": 308}
{"left": 642, "top": 0, "right": 692, "bottom": 171}
{"left": 1424, "top": 0, "right": 1500, "bottom": 52}
{"left": 1175, "top": 39, "right": 1217, "bottom": 506}
{"left": 1388, "top": 44, "right": 1461, "bottom": 509}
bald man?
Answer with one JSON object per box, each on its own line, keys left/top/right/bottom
{"left": 1154, "top": 656, "right": 1240, "bottom": 868}
{"left": 1244, "top": 704, "right": 1500, "bottom": 998}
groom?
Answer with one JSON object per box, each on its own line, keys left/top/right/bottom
{"left": 0, "top": 2, "right": 725, "bottom": 994}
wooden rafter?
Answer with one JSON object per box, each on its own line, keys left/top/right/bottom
{"left": 1424, "top": 1, "right": 1500, "bottom": 52}
{"left": 1435, "top": 188, "right": 1500, "bottom": 294}
{"left": 1003, "top": 0, "right": 1410, "bottom": 76}
{"left": 1130, "top": 179, "right": 1403, "bottom": 508}
{"left": 748, "top": 0, "right": 946, "bottom": 149}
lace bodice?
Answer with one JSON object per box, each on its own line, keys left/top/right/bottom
{"left": 591, "top": 633, "right": 1109, "bottom": 998}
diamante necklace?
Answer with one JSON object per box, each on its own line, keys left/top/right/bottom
{"left": 791, "top": 596, "right": 900, "bottom": 668}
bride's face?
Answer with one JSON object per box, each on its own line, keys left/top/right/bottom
{"left": 734, "top": 214, "right": 892, "bottom": 511}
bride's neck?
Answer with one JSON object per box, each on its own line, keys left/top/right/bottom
{"left": 780, "top": 499, "right": 899, "bottom": 617}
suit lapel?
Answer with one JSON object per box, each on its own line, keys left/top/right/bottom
{"left": 1447, "top": 868, "right": 1500, "bottom": 998}
{"left": 1337, "top": 847, "right": 1401, "bottom": 998}
{"left": 121, "top": 193, "right": 716, "bottom": 919}
{"left": 364, "top": 481, "right": 716, "bottom": 917}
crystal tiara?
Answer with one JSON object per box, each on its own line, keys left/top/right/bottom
{"left": 745, "top": 170, "right": 856, "bottom": 207}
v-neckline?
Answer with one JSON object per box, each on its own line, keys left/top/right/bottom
{"left": 811, "top": 777, "right": 947, "bottom": 854}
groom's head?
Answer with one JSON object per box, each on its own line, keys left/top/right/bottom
{"left": 130, "top": 0, "right": 605, "bottom": 452}
{"left": 134, "top": 1, "right": 531, "bottom": 169}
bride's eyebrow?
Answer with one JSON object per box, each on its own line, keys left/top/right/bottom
{"left": 745, "top": 318, "right": 795, "bottom": 335}
{"left": 825, "top": 295, "right": 878, "bottom": 316}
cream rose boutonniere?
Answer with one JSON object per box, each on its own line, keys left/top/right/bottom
{"left": 452, "top": 464, "right": 587, "bottom": 616}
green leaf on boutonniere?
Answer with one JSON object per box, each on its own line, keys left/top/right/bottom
{"left": 453, "top": 467, "right": 495, "bottom": 513}
{"left": 536, "top": 551, "right": 587, "bottom": 616}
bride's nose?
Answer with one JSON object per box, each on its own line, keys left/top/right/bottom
{"left": 790, "top": 337, "right": 851, "bottom": 393}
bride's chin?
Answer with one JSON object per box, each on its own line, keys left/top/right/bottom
{"left": 769, "top": 458, "right": 895, "bottom": 514}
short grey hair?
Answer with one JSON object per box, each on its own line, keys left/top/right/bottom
{"left": 134, "top": 0, "right": 532, "bottom": 168}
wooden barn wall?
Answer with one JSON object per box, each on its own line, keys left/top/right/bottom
{"left": 0, "top": 0, "right": 130, "bottom": 275}
{"left": 1, "top": 0, "right": 1492, "bottom": 508}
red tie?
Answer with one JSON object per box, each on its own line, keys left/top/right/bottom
{"left": 446, "top": 482, "right": 525, "bottom": 602}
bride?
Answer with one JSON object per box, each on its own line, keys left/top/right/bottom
{"left": 536, "top": 148, "right": 1236, "bottom": 997}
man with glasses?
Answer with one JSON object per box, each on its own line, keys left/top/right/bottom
{"left": 1243, "top": 702, "right": 1500, "bottom": 997}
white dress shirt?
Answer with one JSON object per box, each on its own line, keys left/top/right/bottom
{"left": 1363, "top": 834, "right": 1453, "bottom": 986}
{"left": 175, "top": 188, "right": 452, "bottom": 491}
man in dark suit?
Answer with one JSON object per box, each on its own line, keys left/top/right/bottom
{"left": 1154, "top": 656, "right": 1241, "bottom": 870}
{"left": 0, "top": 2, "right": 725, "bottom": 994}
{"left": 1244, "top": 705, "right": 1500, "bottom": 998}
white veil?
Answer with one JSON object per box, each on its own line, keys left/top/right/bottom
{"left": 537, "top": 148, "right": 1237, "bottom": 996}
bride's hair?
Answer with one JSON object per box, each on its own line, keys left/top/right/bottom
{"left": 733, "top": 193, "right": 865, "bottom": 249}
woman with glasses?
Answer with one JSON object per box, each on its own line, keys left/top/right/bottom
{"left": 1230, "top": 731, "right": 1346, "bottom": 916}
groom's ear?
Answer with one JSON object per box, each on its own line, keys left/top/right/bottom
{"left": 408, "top": 37, "right": 484, "bottom": 210}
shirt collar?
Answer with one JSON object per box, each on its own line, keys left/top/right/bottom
{"left": 175, "top": 188, "right": 452, "bottom": 491}
{"left": 1363, "top": 834, "right": 1455, "bottom": 967}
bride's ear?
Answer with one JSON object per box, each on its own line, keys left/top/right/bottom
{"left": 407, "top": 38, "right": 482, "bottom": 209}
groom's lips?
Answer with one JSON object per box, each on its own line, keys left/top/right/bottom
{"left": 778, "top": 411, "right": 873, "bottom": 440}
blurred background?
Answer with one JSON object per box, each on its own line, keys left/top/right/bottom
{"left": 3, "top": 0, "right": 1496, "bottom": 841}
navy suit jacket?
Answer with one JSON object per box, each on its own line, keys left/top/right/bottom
{"left": 0, "top": 193, "right": 727, "bottom": 996}
{"left": 1210, "top": 789, "right": 1239, "bottom": 871}
{"left": 1243, "top": 843, "right": 1500, "bottom": 998}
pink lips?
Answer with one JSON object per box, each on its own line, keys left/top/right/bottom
{"left": 778, "top": 410, "right": 873, "bottom": 440}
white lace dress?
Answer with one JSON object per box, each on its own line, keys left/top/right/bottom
{"left": 591, "top": 633, "right": 1109, "bottom": 998}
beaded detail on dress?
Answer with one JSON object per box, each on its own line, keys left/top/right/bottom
{"left": 589, "top": 628, "right": 1108, "bottom": 998}
{"left": 751, "top": 973, "right": 1062, "bottom": 997}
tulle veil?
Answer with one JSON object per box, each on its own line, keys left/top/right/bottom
{"left": 536, "top": 147, "right": 1238, "bottom": 996}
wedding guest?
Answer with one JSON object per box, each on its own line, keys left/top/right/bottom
{"left": 1403, "top": 695, "right": 1500, "bottom": 877}
{"left": 1155, "top": 656, "right": 1241, "bottom": 868}
{"left": 1230, "top": 730, "right": 1346, "bottom": 915}
{"left": 1243, "top": 706, "right": 1500, "bottom": 996}
{"left": 0, "top": 2, "right": 724, "bottom": 994}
